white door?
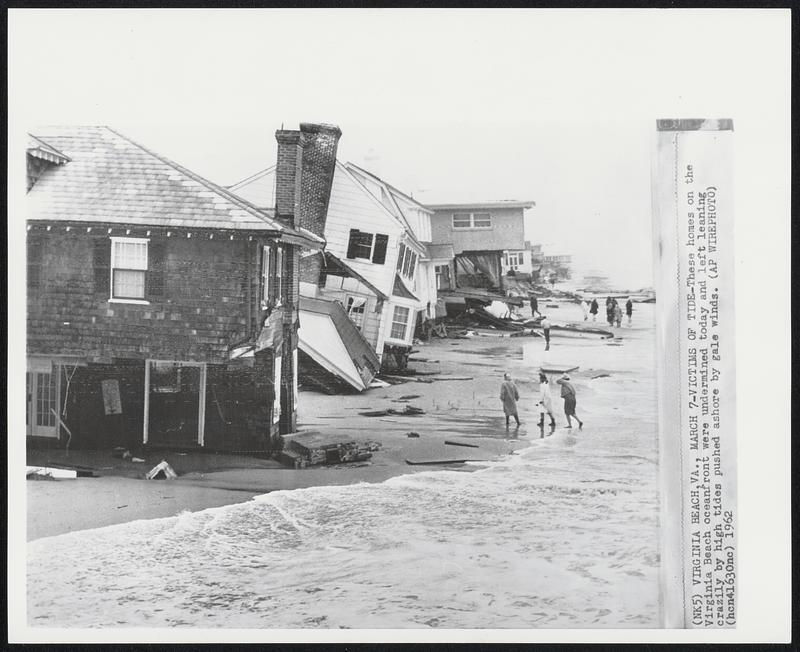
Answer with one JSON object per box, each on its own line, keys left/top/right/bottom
{"left": 27, "top": 364, "right": 60, "bottom": 438}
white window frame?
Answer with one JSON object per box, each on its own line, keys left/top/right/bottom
{"left": 452, "top": 212, "right": 492, "bottom": 230}
{"left": 389, "top": 305, "right": 411, "bottom": 341}
{"left": 345, "top": 295, "right": 367, "bottom": 330}
{"left": 350, "top": 230, "right": 376, "bottom": 261}
{"left": 110, "top": 236, "right": 150, "bottom": 304}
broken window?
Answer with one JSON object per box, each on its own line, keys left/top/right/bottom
{"left": 390, "top": 305, "right": 410, "bottom": 340}
{"left": 111, "top": 237, "right": 148, "bottom": 300}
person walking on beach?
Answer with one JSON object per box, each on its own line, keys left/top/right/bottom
{"left": 589, "top": 298, "right": 599, "bottom": 321}
{"left": 625, "top": 298, "right": 634, "bottom": 327}
{"left": 613, "top": 302, "right": 623, "bottom": 328}
{"left": 500, "top": 373, "right": 521, "bottom": 428}
{"left": 606, "top": 297, "right": 615, "bottom": 326}
{"left": 529, "top": 293, "right": 541, "bottom": 318}
{"left": 540, "top": 315, "right": 551, "bottom": 351}
{"left": 537, "top": 372, "right": 557, "bottom": 429}
{"left": 580, "top": 299, "right": 589, "bottom": 321}
{"left": 556, "top": 373, "right": 583, "bottom": 429}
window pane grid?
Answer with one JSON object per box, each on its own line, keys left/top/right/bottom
{"left": 390, "top": 306, "right": 410, "bottom": 340}
{"left": 114, "top": 241, "right": 147, "bottom": 269}
{"left": 113, "top": 269, "right": 146, "bottom": 299}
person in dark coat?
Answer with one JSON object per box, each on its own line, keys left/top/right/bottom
{"left": 529, "top": 293, "right": 541, "bottom": 318}
{"left": 625, "top": 298, "right": 634, "bottom": 326}
{"left": 556, "top": 374, "right": 583, "bottom": 429}
{"left": 500, "top": 373, "right": 521, "bottom": 428}
{"left": 606, "top": 297, "right": 615, "bottom": 326}
{"left": 589, "top": 298, "right": 599, "bottom": 321}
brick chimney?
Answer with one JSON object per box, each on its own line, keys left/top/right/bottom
{"left": 297, "top": 123, "right": 342, "bottom": 237}
{"left": 274, "top": 130, "right": 304, "bottom": 227}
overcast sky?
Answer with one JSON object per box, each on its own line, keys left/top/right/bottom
{"left": 10, "top": 9, "right": 790, "bottom": 289}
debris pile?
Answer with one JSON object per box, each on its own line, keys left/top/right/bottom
{"left": 280, "top": 431, "right": 378, "bottom": 469}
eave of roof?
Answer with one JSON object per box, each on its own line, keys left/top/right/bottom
{"left": 392, "top": 273, "right": 419, "bottom": 302}
{"left": 428, "top": 200, "right": 535, "bottom": 210}
{"left": 323, "top": 251, "right": 388, "bottom": 300}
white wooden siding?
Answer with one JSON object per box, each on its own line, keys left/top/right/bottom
{"left": 325, "top": 165, "right": 406, "bottom": 297}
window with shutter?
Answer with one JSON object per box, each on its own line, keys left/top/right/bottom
{"left": 372, "top": 234, "right": 388, "bottom": 264}
{"left": 275, "top": 246, "right": 284, "bottom": 306}
{"left": 261, "top": 246, "right": 271, "bottom": 305}
{"left": 347, "top": 229, "right": 373, "bottom": 260}
{"left": 27, "top": 237, "right": 43, "bottom": 289}
{"left": 93, "top": 238, "right": 111, "bottom": 294}
{"left": 396, "top": 243, "right": 406, "bottom": 271}
{"left": 147, "top": 241, "right": 166, "bottom": 298}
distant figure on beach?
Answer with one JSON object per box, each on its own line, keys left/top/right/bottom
{"left": 589, "top": 298, "right": 599, "bottom": 321}
{"left": 537, "top": 372, "right": 557, "bottom": 428}
{"left": 580, "top": 300, "right": 589, "bottom": 321}
{"left": 556, "top": 374, "right": 583, "bottom": 429}
{"left": 500, "top": 373, "right": 521, "bottom": 428}
{"left": 606, "top": 297, "right": 615, "bottom": 326}
{"left": 540, "top": 316, "right": 551, "bottom": 351}
{"left": 529, "top": 293, "right": 541, "bottom": 318}
{"left": 613, "top": 302, "right": 623, "bottom": 328}
{"left": 625, "top": 298, "right": 633, "bottom": 326}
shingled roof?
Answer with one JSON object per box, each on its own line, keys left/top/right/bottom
{"left": 26, "top": 126, "right": 312, "bottom": 238}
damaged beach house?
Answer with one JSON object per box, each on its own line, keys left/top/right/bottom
{"left": 25, "top": 123, "right": 341, "bottom": 453}
{"left": 426, "top": 200, "right": 535, "bottom": 312}
{"left": 230, "top": 158, "right": 447, "bottom": 390}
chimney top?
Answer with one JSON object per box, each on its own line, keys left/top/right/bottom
{"left": 300, "top": 123, "right": 342, "bottom": 138}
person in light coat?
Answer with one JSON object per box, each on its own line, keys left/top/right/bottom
{"left": 537, "top": 372, "right": 557, "bottom": 428}
{"left": 580, "top": 300, "right": 589, "bottom": 321}
{"left": 500, "top": 372, "right": 521, "bottom": 428}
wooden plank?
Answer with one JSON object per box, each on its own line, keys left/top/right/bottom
{"left": 540, "top": 364, "right": 580, "bottom": 374}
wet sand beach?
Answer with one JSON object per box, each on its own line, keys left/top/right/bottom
{"left": 27, "top": 301, "right": 660, "bottom": 628}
